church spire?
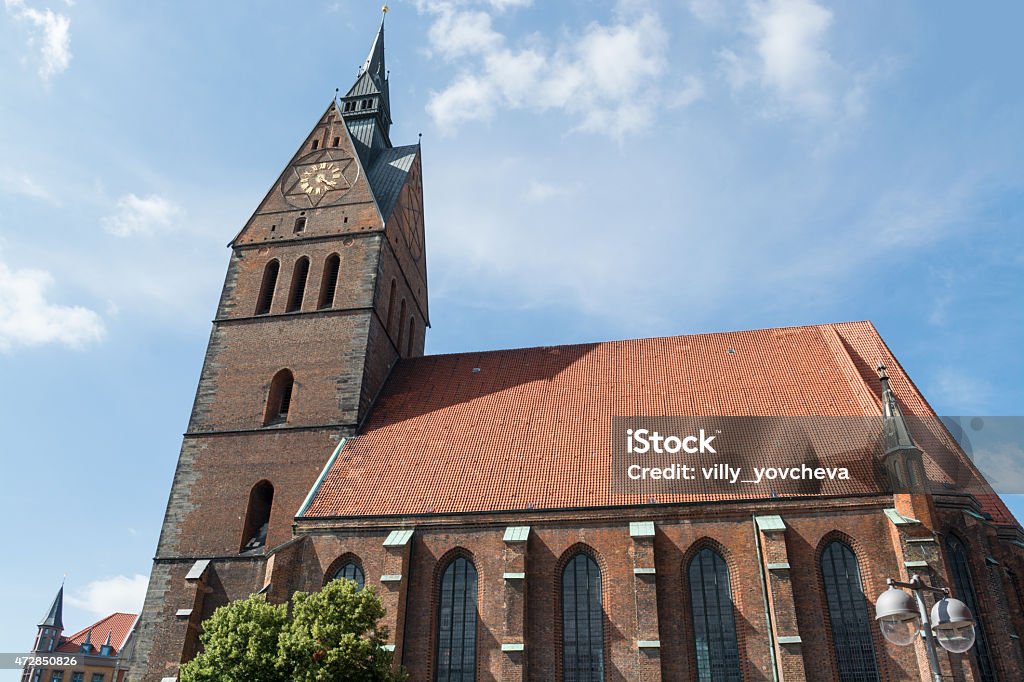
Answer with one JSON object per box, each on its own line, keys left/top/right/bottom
{"left": 341, "top": 7, "right": 393, "bottom": 166}
{"left": 359, "top": 7, "right": 387, "bottom": 80}
{"left": 39, "top": 584, "right": 64, "bottom": 629}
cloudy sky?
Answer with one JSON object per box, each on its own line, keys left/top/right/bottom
{"left": 1, "top": 0, "right": 1022, "bottom": 668}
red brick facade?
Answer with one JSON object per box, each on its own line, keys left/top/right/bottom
{"left": 130, "top": 25, "right": 1024, "bottom": 682}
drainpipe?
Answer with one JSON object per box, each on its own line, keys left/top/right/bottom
{"left": 753, "top": 514, "right": 780, "bottom": 682}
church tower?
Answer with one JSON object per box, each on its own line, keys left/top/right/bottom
{"left": 131, "top": 14, "right": 427, "bottom": 680}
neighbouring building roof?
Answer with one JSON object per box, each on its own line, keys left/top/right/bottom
{"left": 56, "top": 613, "right": 137, "bottom": 655}
{"left": 302, "top": 320, "right": 1011, "bottom": 522}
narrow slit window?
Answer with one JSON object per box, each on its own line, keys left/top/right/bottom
{"left": 286, "top": 257, "right": 310, "bottom": 312}
{"left": 396, "top": 299, "right": 407, "bottom": 351}
{"left": 407, "top": 317, "right": 415, "bottom": 355}
{"left": 318, "top": 254, "right": 341, "bottom": 310}
{"left": 332, "top": 136, "right": 340, "bottom": 147}
{"left": 385, "top": 280, "right": 397, "bottom": 333}
{"left": 311, "top": 139, "right": 319, "bottom": 150}
{"left": 255, "top": 260, "right": 279, "bottom": 315}
{"left": 264, "top": 369, "right": 294, "bottom": 426}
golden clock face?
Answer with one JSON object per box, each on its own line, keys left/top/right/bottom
{"left": 299, "top": 162, "right": 342, "bottom": 197}
{"left": 281, "top": 150, "right": 358, "bottom": 208}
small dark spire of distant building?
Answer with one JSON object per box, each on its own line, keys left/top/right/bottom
{"left": 39, "top": 584, "right": 64, "bottom": 629}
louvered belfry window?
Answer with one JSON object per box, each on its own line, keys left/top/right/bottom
{"left": 562, "top": 553, "right": 604, "bottom": 682}
{"left": 688, "top": 548, "right": 741, "bottom": 682}
{"left": 435, "top": 556, "right": 477, "bottom": 682}
{"left": 821, "top": 541, "right": 880, "bottom": 682}
{"left": 332, "top": 561, "right": 365, "bottom": 590}
{"left": 318, "top": 254, "right": 340, "bottom": 309}
{"left": 946, "top": 535, "right": 998, "bottom": 682}
{"left": 255, "top": 260, "right": 279, "bottom": 315}
{"left": 286, "top": 257, "right": 309, "bottom": 312}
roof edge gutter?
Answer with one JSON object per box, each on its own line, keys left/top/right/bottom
{"left": 296, "top": 437, "right": 347, "bottom": 517}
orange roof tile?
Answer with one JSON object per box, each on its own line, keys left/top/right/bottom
{"left": 303, "top": 321, "right": 1013, "bottom": 522}
{"left": 57, "top": 613, "right": 137, "bottom": 655}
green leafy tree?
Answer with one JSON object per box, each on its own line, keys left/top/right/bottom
{"left": 179, "top": 594, "right": 287, "bottom": 682}
{"left": 280, "top": 579, "right": 404, "bottom": 682}
{"left": 178, "top": 579, "right": 404, "bottom": 682}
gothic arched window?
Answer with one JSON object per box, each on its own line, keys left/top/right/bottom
{"left": 946, "top": 535, "right": 997, "bottom": 682}
{"left": 255, "top": 260, "right": 279, "bottom": 315}
{"left": 821, "top": 541, "right": 880, "bottom": 682}
{"left": 332, "top": 561, "right": 365, "bottom": 590}
{"left": 240, "top": 480, "right": 273, "bottom": 552}
{"left": 407, "top": 317, "right": 416, "bottom": 355}
{"left": 435, "top": 556, "right": 477, "bottom": 682}
{"left": 286, "top": 257, "right": 310, "bottom": 312}
{"left": 264, "top": 369, "right": 294, "bottom": 425}
{"left": 562, "top": 552, "right": 604, "bottom": 682}
{"left": 318, "top": 254, "right": 340, "bottom": 310}
{"left": 688, "top": 548, "right": 741, "bottom": 682}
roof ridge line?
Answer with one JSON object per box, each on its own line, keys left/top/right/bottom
{"left": 412, "top": 320, "right": 878, "bottom": 360}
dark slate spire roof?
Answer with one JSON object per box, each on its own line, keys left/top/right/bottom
{"left": 39, "top": 585, "right": 64, "bottom": 629}
{"left": 359, "top": 12, "right": 386, "bottom": 81}
{"left": 878, "top": 362, "right": 919, "bottom": 455}
{"left": 342, "top": 10, "right": 394, "bottom": 170}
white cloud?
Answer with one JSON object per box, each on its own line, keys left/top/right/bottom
{"left": 66, "top": 574, "right": 148, "bottom": 616}
{"left": 102, "top": 193, "right": 182, "bottom": 237}
{"left": 667, "top": 75, "right": 706, "bottom": 110}
{"left": 0, "top": 259, "right": 105, "bottom": 351}
{"left": 523, "top": 179, "right": 577, "bottom": 203}
{"left": 4, "top": 0, "right": 72, "bottom": 82}
{"left": 420, "top": 2, "right": 676, "bottom": 138}
{"left": 930, "top": 367, "right": 993, "bottom": 414}
{"left": 0, "top": 168, "right": 55, "bottom": 203}
{"left": 717, "top": 0, "right": 858, "bottom": 120}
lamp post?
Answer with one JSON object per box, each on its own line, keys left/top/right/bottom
{"left": 875, "top": 575, "right": 976, "bottom": 682}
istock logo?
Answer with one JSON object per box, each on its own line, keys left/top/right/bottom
{"left": 625, "top": 428, "right": 717, "bottom": 454}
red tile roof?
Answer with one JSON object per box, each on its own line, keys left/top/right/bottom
{"left": 303, "top": 321, "right": 1013, "bottom": 522}
{"left": 56, "top": 613, "right": 137, "bottom": 655}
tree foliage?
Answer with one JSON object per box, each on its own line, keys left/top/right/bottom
{"left": 179, "top": 579, "right": 405, "bottom": 682}
{"left": 178, "top": 593, "right": 286, "bottom": 682}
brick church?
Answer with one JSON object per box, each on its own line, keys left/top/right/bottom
{"left": 131, "top": 16, "right": 1024, "bottom": 682}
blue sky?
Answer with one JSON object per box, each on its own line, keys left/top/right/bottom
{"left": 1, "top": 0, "right": 1022, "bottom": 669}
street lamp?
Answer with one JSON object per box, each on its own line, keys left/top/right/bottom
{"left": 874, "top": 575, "right": 975, "bottom": 682}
